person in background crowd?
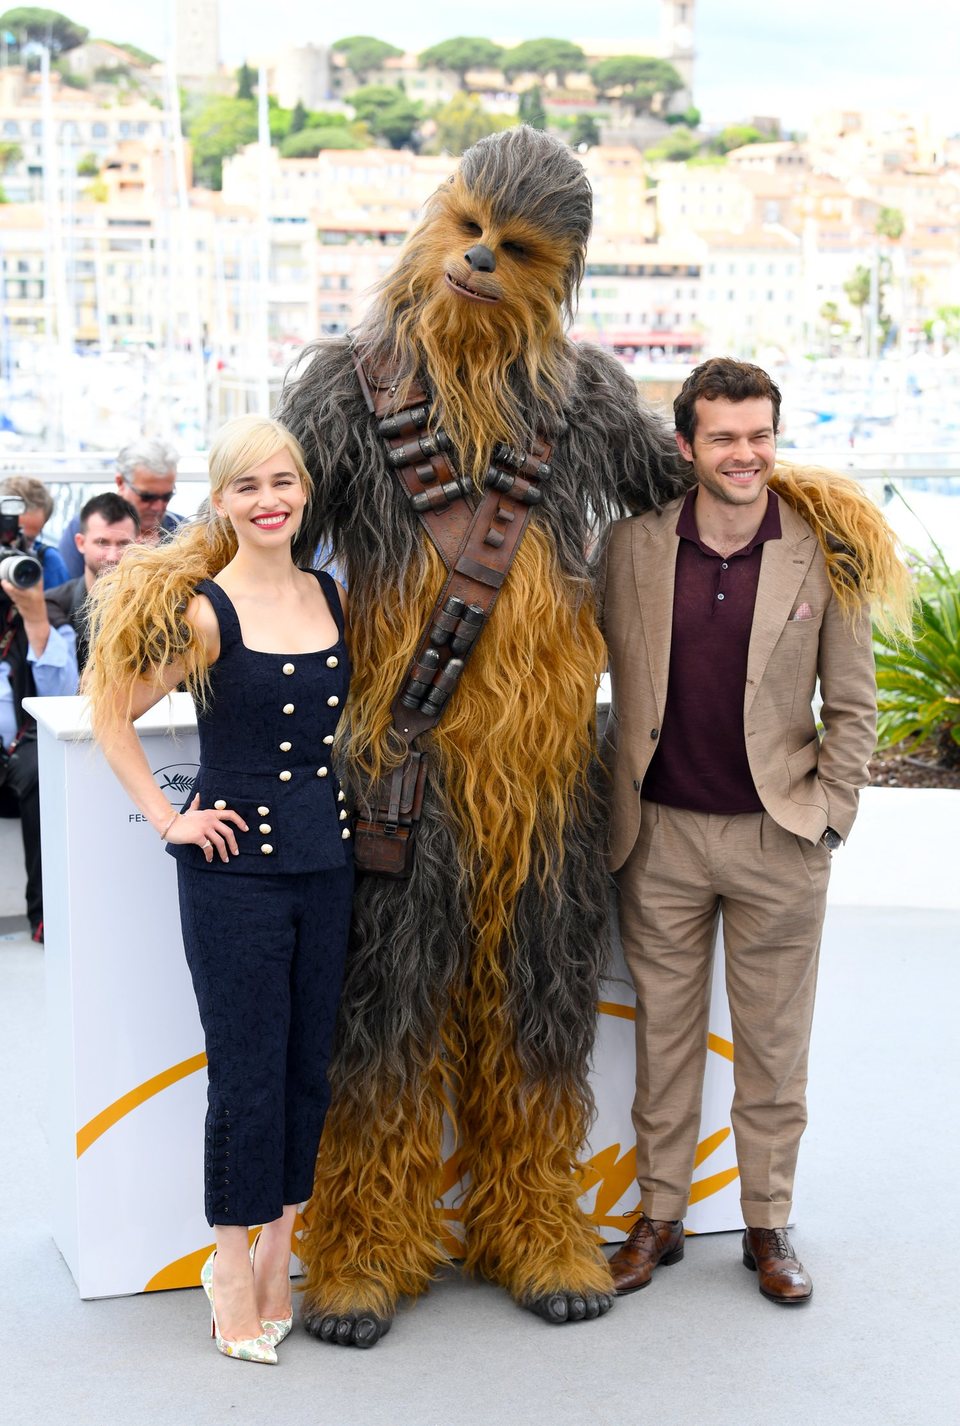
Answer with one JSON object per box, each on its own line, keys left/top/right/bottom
{"left": 600, "top": 358, "right": 912, "bottom": 1308}
{"left": 1, "top": 476, "right": 70, "bottom": 588}
{"left": 0, "top": 559, "right": 79, "bottom": 944}
{"left": 86, "top": 416, "right": 353, "bottom": 1365}
{"left": 58, "top": 439, "right": 181, "bottom": 578}
{"left": 46, "top": 493, "right": 139, "bottom": 674}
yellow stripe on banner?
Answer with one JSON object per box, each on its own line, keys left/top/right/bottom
{"left": 708, "top": 1032, "right": 734, "bottom": 1061}
{"left": 600, "top": 1005, "right": 732, "bottom": 1063}
{"left": 145, "top": 1221, "right": 306, "bottom": 1293}
{"left": 693, "top": 1126, "right": 731, "bottom": 1169}
{"left": 76, "top": 1052, "right": 207, "bottom": 1158}
{"left": 597, "top": 1000, "right": 635, "bottom": 1020}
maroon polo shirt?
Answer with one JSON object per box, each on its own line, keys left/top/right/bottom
{"left": 642, "top": 485, "right": 782, "bottom": 815}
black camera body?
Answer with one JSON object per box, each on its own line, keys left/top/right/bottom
{"left": 0, "top": 495, "right": 43, "bottom": 591}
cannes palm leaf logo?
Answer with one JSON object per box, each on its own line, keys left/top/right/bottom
{"left": 152, "top": 764, "right": 198, "bottom": 803}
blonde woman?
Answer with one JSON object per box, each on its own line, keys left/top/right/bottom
{"left": 87, "top": 416, "right": 353, "bottom": 1363}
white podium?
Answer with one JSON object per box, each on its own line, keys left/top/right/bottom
{"left": 28, "top": 694, "right": 741, "bottom": 1300}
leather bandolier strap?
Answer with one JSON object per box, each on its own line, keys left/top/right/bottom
{"left": 352, "top": 351, "right": 553, "bottom": 876}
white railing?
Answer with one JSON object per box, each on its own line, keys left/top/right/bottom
{"left": 2, "top": 454, "right": 958, "bottom": 552}
{"left": 3, "top": 452, "right": 960, "bottom": 485}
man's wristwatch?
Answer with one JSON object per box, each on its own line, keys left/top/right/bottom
{"left": 821, "top": 827, "right": 842, "bottom": 850}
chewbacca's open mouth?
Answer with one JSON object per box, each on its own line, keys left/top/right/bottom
{"left": 444, "top": 272, "right": 499, "bottom": 304}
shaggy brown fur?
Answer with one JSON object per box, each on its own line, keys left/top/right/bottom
{"left": 277, "top": 127, "right": 686, "bottom": 1343}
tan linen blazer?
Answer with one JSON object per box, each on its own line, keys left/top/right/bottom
{"left": 600, "top": 493, "right": 877, "bottom": 873}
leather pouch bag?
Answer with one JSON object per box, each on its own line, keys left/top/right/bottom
{"left": 353, "top": 751, "right": 428, "bottom": 879}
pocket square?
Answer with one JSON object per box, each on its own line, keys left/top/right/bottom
{"left": 790, "top": 602, "right": 814, "bottom": 621}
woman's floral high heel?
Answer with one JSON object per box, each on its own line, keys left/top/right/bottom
{"left": 250, "top": 1231, "right": 294, "bottom": 1346}
{"left": 201, "top": 1250, "right": 277, "bottom": 1364}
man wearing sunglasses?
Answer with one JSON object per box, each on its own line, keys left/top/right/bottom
{"left": 58, "top": 439, "right": 182, "bottom": 578}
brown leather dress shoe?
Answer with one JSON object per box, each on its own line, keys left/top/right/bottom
{"left": 742, "top": 1228, "right": 813, "bottom": 1305}
{"left": 608, "top": 1214, "right": 684, "bottom": 1295}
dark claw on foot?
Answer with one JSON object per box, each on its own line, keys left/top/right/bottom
{"left": 303, "top": 1306, "right": 393, "bottom": 1348}
{"left": 525, "top": 1290, "right": 614, "bottom": 1324}
{"left": 351, "top": 1316, "right": 386, "bottom": 1348}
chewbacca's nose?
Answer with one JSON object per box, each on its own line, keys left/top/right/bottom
{"left": 464, "top": 244, "right": 496, "bottom": 273}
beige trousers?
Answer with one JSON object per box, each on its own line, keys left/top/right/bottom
{"left": 616, "top": 801, "right": 831, "bottom": 1229}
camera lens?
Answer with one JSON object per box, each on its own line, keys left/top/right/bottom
{"left": 0, "top": 552, "right": 43, "bottom": 590}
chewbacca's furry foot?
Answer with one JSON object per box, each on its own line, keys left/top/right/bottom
{"left": 302, "top": 1304, "right": 394, "bottom": 1349}
{"left": 524, "top": 1289, "right": 615, "bottom": 1324}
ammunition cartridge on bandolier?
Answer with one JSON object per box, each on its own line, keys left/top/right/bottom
{"left": 492, "top": 444, "right": 552, "bottom": 481}
{"left": 450, "top": 604, "right": 485, "bottom": 655}
{"left": 400, "top": 648, "right": 441, "bottom": 709}
{"left": 411, "top": 479, "right": 467, "bottom": 513}
{"left": 387, "top": 430, "right": 453, "bottom": 468}
{"left": 420, "top": 658, "right": 465, "bottom": 716}
{"left": 485, "top": 468, "right": 543, "bottom": 505}
{"left": 429, "top": 595, "right": 466, "bottom": 647}
{"left": 377, "top": 406, "right": 429, "bottom": 439}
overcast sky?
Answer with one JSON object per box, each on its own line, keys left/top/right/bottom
{"left": 69, "top": 0, "right": 959, "bottom": 131}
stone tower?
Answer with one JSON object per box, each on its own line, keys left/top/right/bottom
{"left": 176, "top": 0, "right": 220, "bottom": 82}
{"left": 660, "top": 0, "right": 695, "bottom": 108}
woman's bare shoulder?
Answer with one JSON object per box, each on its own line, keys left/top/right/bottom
{"left": 184, "top": 590, "right": 221, "bottom": 661}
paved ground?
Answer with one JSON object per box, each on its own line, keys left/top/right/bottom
{"left": 2, "top": 888, "right": 958, "bottom": 1425}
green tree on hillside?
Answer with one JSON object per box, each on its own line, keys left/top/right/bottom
{"left": 289, "top": 99, "right": 307, "bottom": 135}
{"left": 0, "top": 138, "right": 20, "bottom": 198}
{"left": 425, "top": 91, "right": 508, "bottom": 155}
{"left": 112, "top": 41, "right": 159, "bottom": 67}
{"left": 280, "top": 126, "right": 365, "bottom": 157}
{"left": 844, "top": 264, "right": 871, "bottom": 313}
{"left": 349, "top": 84, "right": 421, "bottom": 148}
{"left": 500, "top": 38, "right": 585, "bottom": 86}
{"left": 186, "top": 96, "right": 258, "bottom": 189}
{"left": 517, "top": 86, "right": 547, "bottom": 131}
{"left": 666, "top": 105, "right": 701, "bottom": 128}
{"left": 419, "top": 37, "right": 504, "bottom": 90}
{"left": 332, "top": 35, "right": 403, "bottom": 85}
{"left": 923, "top": 305, "right": 960, "bottom": 343}
{"left": 645, "top": 125, "right": 700, "bottom": 162}
{"left": 236, "top": 60, "right": 255, "bottom": 100}
{"left": 876, "top": 206, "right": 905, "bottom": 241}
{"left": 0, "top": 7, "right": 87, "bottom": 55}
{"left": 590, "top": 55, "right": 683, "bottom": 116}
{"left": 570, "top": 113, "right": 601, "bottom": 148}
{"left": 709, "top": 124, "right": 773, "bottom": 154}
{"left": 845, "top": 257, "right": 893, "bottom": 345}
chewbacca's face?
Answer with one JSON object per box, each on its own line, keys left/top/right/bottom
{"left": 371, "top": 128, "right": 593, "bottom": 462}
{"left": 432, "top": 179, "right": 574, "bottom": 320}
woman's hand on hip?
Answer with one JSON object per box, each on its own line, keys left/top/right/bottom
{"left": 165, "top": 794, "right": 249, "bottom": 863}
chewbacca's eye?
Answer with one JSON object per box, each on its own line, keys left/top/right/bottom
{"left": 501, "top": 241, "right": 527, "bottom": 260}
{"left": 461, "top": 218, "right": 483, "bottom": 237}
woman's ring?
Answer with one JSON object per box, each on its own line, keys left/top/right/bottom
{"left": 201, "top": 840, "right": 212, "bottom": 850}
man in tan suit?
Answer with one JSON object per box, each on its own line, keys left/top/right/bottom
{"left": 601, "top": 358, "right": 878, "bottom": 1306}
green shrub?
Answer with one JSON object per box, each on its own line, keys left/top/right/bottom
{"left": 280, "top": 126, "right": 365, "bottom": 157}
{"left": 874, "top": 545, "right": 960, "bottom": 768}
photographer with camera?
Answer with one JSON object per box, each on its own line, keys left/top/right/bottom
{"left": 0, "top": 476, "right": 70, "bottom": 589}
{"left": 1, "top": 495, "right": 79, "bottom": 944}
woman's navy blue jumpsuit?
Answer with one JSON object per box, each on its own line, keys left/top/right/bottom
{"left": 168, "top": 571, "right": 353, "bottom": 1227}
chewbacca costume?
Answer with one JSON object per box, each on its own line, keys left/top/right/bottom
{"left": 277, "top": 127, "right": 686, "bottom": 1346}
